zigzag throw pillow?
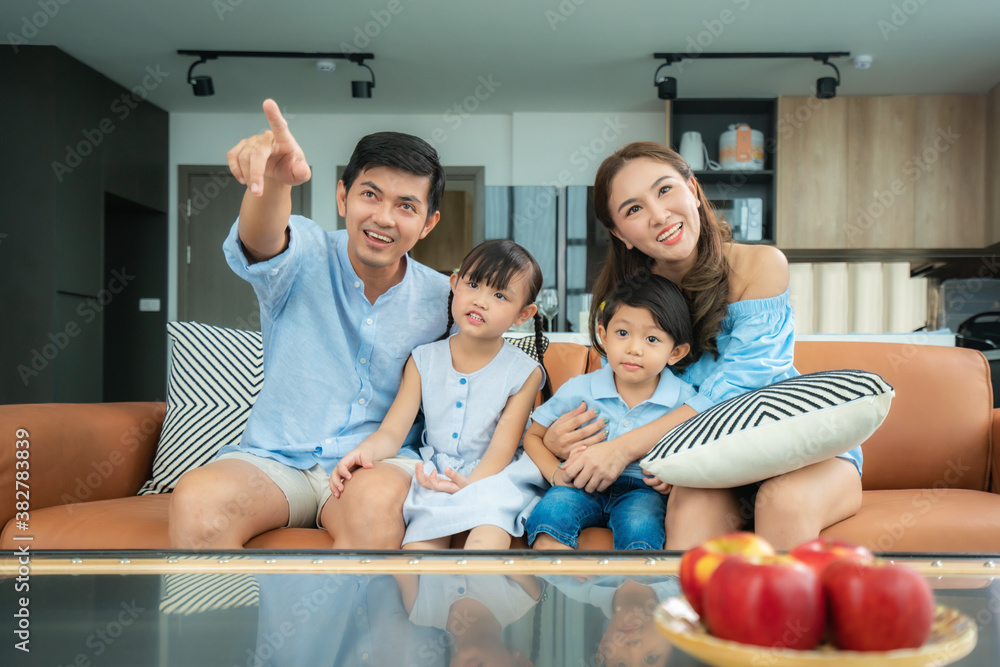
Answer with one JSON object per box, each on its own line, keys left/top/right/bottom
{"left": 640, "top": 369, "right": 894, "bottom": 489}
{"left": 139, "top": 322, "right": 264, "bottom": 495}
{"left": 504, "top": 333, "right": 549, "bottom": 364}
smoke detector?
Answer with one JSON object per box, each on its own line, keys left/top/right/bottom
{"left": 853, "top": 54, "right": 873, "bottom": 70}
{"left": 315, "top": 60, "right": 336, "bottom": 73}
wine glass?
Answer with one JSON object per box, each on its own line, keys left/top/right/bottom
{"left": 536, "top": 288, "right": 559, "bottom": 332}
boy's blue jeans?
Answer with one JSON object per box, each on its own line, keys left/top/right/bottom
{"left": 526, "top": 477, "right": 668, "bottom": 550}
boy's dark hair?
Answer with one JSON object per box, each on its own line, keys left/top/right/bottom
{"left": 440, "top": 239, "right": 553, "bottom": 401}
{"left": 341, "top": 132, "right": 446, "bottom": 217}
{"left": 600, "top": 272, "right": 696, "bottom": 371}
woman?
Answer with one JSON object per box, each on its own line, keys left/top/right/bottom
{"left": 544, "top": 142, "right": 862, "bottom": 550}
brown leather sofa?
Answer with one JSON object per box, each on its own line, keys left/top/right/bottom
{"left": 2, "top": 341, "right": 999, "bottom": 552}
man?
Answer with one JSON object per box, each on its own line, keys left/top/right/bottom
{"left": 169, "top": 99, "right": 450, "bottom": 549}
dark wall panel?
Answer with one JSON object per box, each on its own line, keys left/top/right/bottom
{"left": 0, "top": 46, "right": 168, "bottom": 404}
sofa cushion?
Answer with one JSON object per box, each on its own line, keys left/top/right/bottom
{"left": 640, "top": 370, "right": 894, "bottom": 488}
{"left": 574, "top": 488, "right": 1000, "bottom": 554}
{"left": 821, "top": 488, "right": 1000, "bottom": 553}
{"left": 139, "top": 322, "right": 263, "bottom": 495}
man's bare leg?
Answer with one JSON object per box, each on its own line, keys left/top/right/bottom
{"left": 169, "top": 459, "right": 289, "bottom": 549}
{"left": 320, "top": 462, "right": 412, "bottom": 549}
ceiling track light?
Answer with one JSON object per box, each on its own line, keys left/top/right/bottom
{"left": 186, "top": 54, "right": 217, "bottom": 97}
{"left": 348, "top": 54, "right": 375, "bottom": 99}
{"left": 652, "top": 51, "right": 850, "bottom": 100}
{"left": 177, "top": 50, "right": 376, "bottom": 98}
{"left": 814, "top": 56, "right": 841, "bottom": 99}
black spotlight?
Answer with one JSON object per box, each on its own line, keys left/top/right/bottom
{"left": 352, "top": 60, "right": 376, "bottom": 99}
{"left": 190, "top": 75, "right": 214, "bottom": 97}
{"left": 186, "top": 56, "right": 216, "bottom": 97}
{"left": 657, "top": 76, "right": 677, "bottom": 101}
{"left": 815, "top": 59, "right": 841, "bottom": 99}
{"left": 352, "top": 80, "right": 372, "bottom": 99}
{"left": 653, "top": 61, "right": 677, "bottom": 100}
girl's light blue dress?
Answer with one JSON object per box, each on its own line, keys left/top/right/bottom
{"left": 402, "top": 338, "right": 546, "bottom": 544}
{"left": 676, "top": 288, "right": 863, "bottom": 475}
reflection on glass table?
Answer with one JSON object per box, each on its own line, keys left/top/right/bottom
{"left": 1, "top": 552, "right": 998, "bottom": 666}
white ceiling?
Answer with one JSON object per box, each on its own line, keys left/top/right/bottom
{"left": 5, "top": 0, "right": 1000, "bottom": 114}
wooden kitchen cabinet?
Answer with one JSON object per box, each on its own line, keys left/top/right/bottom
{"left": 912, "top": 95, "right": 986, "bottom": 248}
{"left": 776, "top": 96, "right": 848, "bottom": 248}
{"left": 985, "top": 82, "right": 1000, "bottom": 244}
{"left": 778, "top": 94, "right": 987, "bottom": 249}
{"left": 846, "top": 96, "right": 916, "bottom": 249}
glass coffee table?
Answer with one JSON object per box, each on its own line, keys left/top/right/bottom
{"left": 2, "top": 551, "right": 998, "bottom": 666}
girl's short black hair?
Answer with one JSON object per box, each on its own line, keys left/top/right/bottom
{"left": 341, "top": 131, "right": 446, "bottom": 217}
{"left": 601, "top": 272, "right": 696, "bottom": 370}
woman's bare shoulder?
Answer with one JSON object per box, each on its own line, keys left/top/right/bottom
{"left": 726, "top": 243, "right": 789, "bottom": 302}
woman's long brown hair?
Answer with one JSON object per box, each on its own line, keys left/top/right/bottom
{"left": 588, "top": 142, "right": 732, "bottom": 361}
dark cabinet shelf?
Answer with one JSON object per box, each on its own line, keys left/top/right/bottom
{"left": 692, "top": 169, "right": 774, "bottom": 184}
{"left": 669, "top": 98, "right": 777, "bottom": 243}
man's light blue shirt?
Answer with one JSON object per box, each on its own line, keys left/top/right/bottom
{"left": 530, "top": 366, "right": 696, "bottom": 479}
{"left": 217, "top": 215, "right": 450, "bottom": 474}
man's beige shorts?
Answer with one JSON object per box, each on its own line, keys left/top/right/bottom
{"left": 217, "top": 451, "right": 419, "bottom": 528}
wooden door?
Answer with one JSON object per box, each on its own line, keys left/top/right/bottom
{"left": 177, "top": 166, "right": 311, "bottom": 330}
{"left": 409, "top": 189, "right": 473, "bottom": 274}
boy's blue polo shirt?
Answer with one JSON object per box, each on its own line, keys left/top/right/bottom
{"left": 217, "top": 215, "right": 450, "bottom": 474}
{"left": 530, "top": 366, "right": 696, "bottom": 480}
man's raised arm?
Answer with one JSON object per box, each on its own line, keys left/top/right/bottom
{"left": 225, "top": 99, "right": 312, "bottom": 264}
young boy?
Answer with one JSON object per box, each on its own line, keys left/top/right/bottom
{"left": 525, "top": 274, "right": 696, "bottom": 550}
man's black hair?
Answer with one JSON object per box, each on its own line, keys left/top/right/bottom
{"left": 601, "top": 272, "right": 696, "bottom": 370}
{"left": 341, "top": 132, "right": 446, "bottom": 218}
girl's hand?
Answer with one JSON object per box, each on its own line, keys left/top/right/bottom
{"left": 560, "top": 440, "right": 629, "bottom": 494}
{"left": 642, "top": 470, "right": 673, "bottom": 495}
{"left": 541, "top": 401, "right": 609, "bottom": 459}
{"left": 329, "top": 448, "right": 373, "bottom": 498}
{"left": 415, "top": 464, "right": 464, "bottom": 494}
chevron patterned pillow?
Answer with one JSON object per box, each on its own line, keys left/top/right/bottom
{"left": 139, "top": 322, "right": 263, "bottom": 495}
{"left": 504, "top": 333, "right": 549, "bottom": 363}
{"left": 640, "top": 370, "right": 894, "bottom": 489}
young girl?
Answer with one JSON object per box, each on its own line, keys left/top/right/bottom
{"left": 524, "top": 274, "right": 695, "bottom": 551}
{"left": 331, "top": 239, "right": 549, "bottom": 550}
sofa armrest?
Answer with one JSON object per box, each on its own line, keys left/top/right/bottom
{"left": 0, "top": 402, "right": 166, "bottom": 527}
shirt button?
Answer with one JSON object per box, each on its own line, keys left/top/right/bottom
{"left": 458, "top": 587, "right": 465, "bottom": 594}
{"left": 360, "top": 358, "right": 367, "bottom": 364}
{"left": 356, "top": 606, "right": 364, "bottom": 615}
{"left": 366, "top": 318, "right": 373, "bottom": 325}
{"left": 354, "top": 281, "right": 360, "bottom": 288}
{"left": 623, "top": 420, "right": 631, "bottom": 427}
{"left": 325, "top": 438, "right": 333, "bottom": 444}
{"left": 452, "top": 433, "right": 458, "bottom": 439}
{"left": 459, "top": 378, "right": 467, "bottom": 385}
{"left": 456, "top": 402, "right": 462, "bottom": 408}
{"left": 362, "top": 653, "right": 369, "bottom": 660}
{"left": 359, "top": 398, "right": 366, "bottom": 405}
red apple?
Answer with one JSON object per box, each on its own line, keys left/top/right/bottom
{"left": 822, "top": 558, "right": 935, "bottom": 651}
{"left": 790, "top": 537, "right": 875, "bottom": 577}
{"left": 702, "top": 554, "right": 826, "bottom": 650}
{"left": 679, "top": 532, "right": 775, "bottom": 617}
